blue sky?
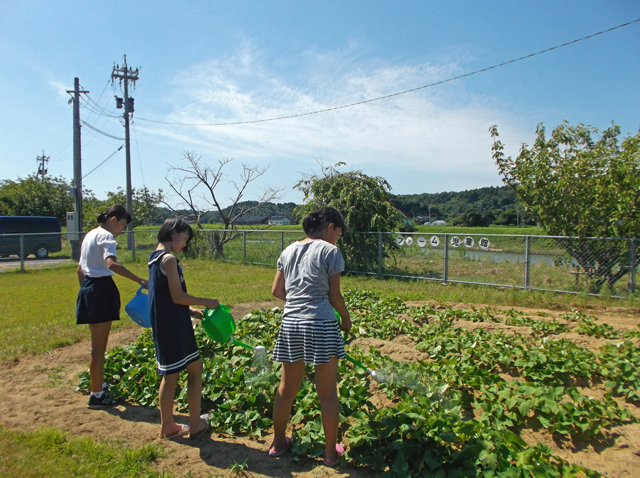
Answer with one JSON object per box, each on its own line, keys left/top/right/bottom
{"left": 1, "top": 1, "right": 638, "bottom": 210}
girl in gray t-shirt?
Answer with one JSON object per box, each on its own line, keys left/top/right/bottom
{"left": 269, "top": 207, "right": 352, "bottom": 467}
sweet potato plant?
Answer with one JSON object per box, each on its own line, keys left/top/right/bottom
{"left": 78, "top": 290, "right": 639, "bottom": 477}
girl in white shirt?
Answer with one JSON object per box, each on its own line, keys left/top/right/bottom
{"left": 76, "top": 205, "right": 148, "bottom": 409}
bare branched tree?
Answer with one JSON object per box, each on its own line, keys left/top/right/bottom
{"left": 163, "top": 150, "right": 284, "bottom": 257}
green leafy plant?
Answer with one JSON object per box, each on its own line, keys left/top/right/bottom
{"left": 577, "top": 317, "right": 620, "bottom": 339}
{"left": 78, "top": 292, "right": 634, "bottom": 476}
{"left": 227, "top": 459, "right": 249, "bottom": 477}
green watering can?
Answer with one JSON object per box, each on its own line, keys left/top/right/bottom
{"left": 335, "top": 310, "right": 381, "bottom": 382}
{"left": 202, "top": 304, "right": 256, "bottom": 350}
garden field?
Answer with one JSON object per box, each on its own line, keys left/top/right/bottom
{"left": 1, "top": 265, "right": 639, "bottom": 477}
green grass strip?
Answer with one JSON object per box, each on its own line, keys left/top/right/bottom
{"left": 0, "top": 260, "right": 636, "bottom": 361}
{"left": 0, "top": 426, "right": 170, "bottom": 477}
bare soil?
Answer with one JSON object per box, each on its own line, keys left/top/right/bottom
{"left": 1, "top": 301, "right": 639, "bottom": 477}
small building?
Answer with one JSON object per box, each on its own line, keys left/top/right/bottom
{"left": 268, "top": 216, "right": 291, "bottom": 226}
{"left": 233, "top": 216, "right": 269, "bottom": 226}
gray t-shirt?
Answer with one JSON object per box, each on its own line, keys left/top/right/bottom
{"left": 277, "top": 239, "right": 345, "bottom": 323}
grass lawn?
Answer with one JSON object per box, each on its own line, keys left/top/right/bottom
{"left": 0, "top": 426, "right": 170, "bottom": 477}
{"left": 1, "top": 260, "right": 636, "bottom": 362}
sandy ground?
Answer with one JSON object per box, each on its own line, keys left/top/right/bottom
{"left": 1, "top": 301, "right": 639, "bottom": 477}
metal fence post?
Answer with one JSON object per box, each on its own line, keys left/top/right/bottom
{"left": 378, "top": 232, "right": 383, "bottom": 275}
{"left": 131, "top": 231, "right": 136, "bottom": 261}
{"left": 281, "top": 231, "right": 284, "bottom": 253}
{"left": 443, "top": 234, "right": 448, "bottom": 283}
{"left": 242, "top": 231, "right": 247, "bottom": 263}
{"left": 524, "top": 236, "right": 531, "bottom": 289}
{"left": 629, "top": 238, "right": 637, "bottom": 296}
{"left": 210, "top": 230, "right": 214, "bottom": 259}
{"left": 19, "top": 234, "right": 25, "bottom": 272}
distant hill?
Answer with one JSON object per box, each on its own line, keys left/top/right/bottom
{"left": 153, "top": 187, "right": 535, "bottom": 227}
{"left": 390, "top": 185, "right": 535, "bottom": 227}
{"left": 153, "top": 201, "right": 299, "bottom": 225}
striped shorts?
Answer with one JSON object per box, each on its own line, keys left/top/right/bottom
{"left": 272, "top": 318, "right": 346, "bottom": 365}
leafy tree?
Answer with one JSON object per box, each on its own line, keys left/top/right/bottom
{"left": 391, "top": 185, "right": 520, "bottom": 226}
{"left": 294, "top": 163, "right": 404, "bottom": 271}
{"left": 0, "top": 175, "right": 73, "bottom": 222}
{"left": 80, "top": 189, "right": 104, "bottom": 228}
{"left": 164, "top": 150, "right": 283, "bottom": 257}
{"left": 452, "top": 207, "right": 483, "bottom": 227}
{"left": 80, "top": 187, "right": 163, "bottom": 229}
{"left": 101, "top": 187, "right": 164, "bottom": 228}
{"left": 493, "top": 208, "right": 518, "bottom": 226}
{"left": 491, "top": 121, "right": 640, "bottom": 293}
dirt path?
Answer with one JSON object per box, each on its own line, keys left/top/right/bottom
{"left": 1, "top": 301, "right": 639, "bottom": 477}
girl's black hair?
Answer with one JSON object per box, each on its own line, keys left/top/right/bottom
{"left": 157, "top": 216, "right": 194, "bottom": 252}
{"left": 97, "top": 205, "right": 132, "bottom": 225}
{"left": 302, "top": 207, "right": 347, "bottom": 236}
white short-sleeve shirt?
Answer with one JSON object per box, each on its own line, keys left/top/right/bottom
{"left": 79, "top": 227, "right": 118, "bottom": 277}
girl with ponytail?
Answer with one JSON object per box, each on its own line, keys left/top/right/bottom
{"left": 269, "top": 207, "right": 351, "bottom": 467}
{"left": 76, "top": 205, "right": 148, "bottom": 409}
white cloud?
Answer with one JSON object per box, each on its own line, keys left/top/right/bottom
{"left": 49, "top": 80, "right": 72, "bottom": 99}
{"left": 136, "top": 43, "right": 531, "bottom": 205}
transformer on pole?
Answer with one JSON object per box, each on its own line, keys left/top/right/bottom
{"left": 111, "top": 55, "right": 140, "bottom": 250}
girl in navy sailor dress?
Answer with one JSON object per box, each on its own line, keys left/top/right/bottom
{"left": 148, "top": 217, "right": 220, "bottom": 440}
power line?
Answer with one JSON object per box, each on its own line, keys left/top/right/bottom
{"left": 83, "top": 144, "right": 124, "bottom": 179}
{"left": 83, "top": 92, "right": 118, "bottom": 117}
{"left": 80, "top": 120, "right": 125, "bottom": 141}
{"left": 79, "top": 96, "right": 120, "bottom": 118}
{"left": 80, "top": 80, "right": 112, "bottom": 123}
{"left": 1, "top": 162, "right": 36, "bottom": 178}
{"left": 134, "top": 18, "right": 640, "bottom": 127}
{"left": 131, "top": 121, "right": 147, "bottom": 187}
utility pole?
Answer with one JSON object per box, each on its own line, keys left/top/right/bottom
{"left": 111, "top": 55, "right": 139, "bottom": 250}
{"left": 66, "top": 78, "right": 89, "bottom": 260}
{"left": 36, "top": 150, "right": 49, "bottom": 181}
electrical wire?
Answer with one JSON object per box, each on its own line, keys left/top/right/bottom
{"left": 81, "top": 126, "right": 124, "bottom": 146}
{"left": 81, "top": 120, "right": 125, "bottom": 141}
{"left": 80, "top": 80, "right": 113, "bottom": 124}
{"left": 83, "top": 144, "right": 124, "bottom": 180}
{"left": 131, "top": 121, "right": 147, "bottom": 187}
{"left": 88, "top": 80, "right": 111, "bottom": 108}
{"left": 134, "top": 18, "right": 640, "bottom": 127}
{"left": 83, "top": 93, "right": 119, "bottom": 118}
{"left": 1, "top": 162, "right": 36, "bottom": 178}
{"left": 79, "top": 97, "right": 120, "bottom": 118}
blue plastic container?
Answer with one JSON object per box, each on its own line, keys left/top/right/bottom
{"left": 125, "top": 286, "right": 151, "bottom": 328}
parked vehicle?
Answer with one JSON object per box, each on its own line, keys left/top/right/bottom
{"left": 399, "top": 218, "right": 415, "bottom": 233}
{"left": 0, "top": 216, "right": 62, "bottom": 259}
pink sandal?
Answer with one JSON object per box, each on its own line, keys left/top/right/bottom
{"left": 323, "top": 443, "right": 345, "bottom": 467}
{"left": 268, "top": 436, "right": 292, "bottom": 457}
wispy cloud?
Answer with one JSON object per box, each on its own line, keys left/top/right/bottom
{"left": 141, "top": 43, "right": 530, "bottom": 200}
{"left": 49, "top": 80, "right": 72, "bottom": 100}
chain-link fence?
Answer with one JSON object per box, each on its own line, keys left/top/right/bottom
{"left": 2, "top": 229, "right": 637, "bottom": 298}
{"left": 371, "top": 232, "right": 637, "bottom": 298}
{"left": 0, "top": 231, "right": 68, "bottom": 272}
